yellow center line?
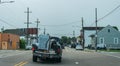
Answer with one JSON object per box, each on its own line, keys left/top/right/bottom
{"left": 19, "top": 62, "right": 28, "bottom": 66}
{"left": 14, "top": 62, "right": 24, "bottom": 66}
{"left": 14, "top": 61, "right": 28, "bottom": 66}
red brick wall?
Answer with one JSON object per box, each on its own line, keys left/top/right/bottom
{"left": 0, "top": 33, "right": 2, "bottom": 49}
{"left": 0, "top": 33, "right": 20, "bottom": 50}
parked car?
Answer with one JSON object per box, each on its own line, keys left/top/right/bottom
{"left": 32, "top": 35, "right": 62, "bottom": 62}
{"left": 97, "top": 44, "right": 106, "bottom": 49}
{"left": 68, "top": 45, "right": 71, "bottom": 48}
{"left": 71, "top": 44, "right": 76, "bottom": 48}
{"left": 25, "top": 45, "right": 32, "bottom": 50}
{"left": 76, "top": 45, "right": 83, "bottom": 50}
{"left": 61, "top": 45, "right": 65, "bottom": 49}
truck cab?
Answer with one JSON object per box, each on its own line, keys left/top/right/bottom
{"left": 32, "top": 34, "right": 62, "bottom": 62}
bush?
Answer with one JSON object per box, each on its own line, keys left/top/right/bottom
{"left": 19, "top": 39, "right": 26, "bottom": 49}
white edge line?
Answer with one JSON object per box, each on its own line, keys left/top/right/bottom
{"left": 102, "top": 53, "right": 120, "bottom": 59}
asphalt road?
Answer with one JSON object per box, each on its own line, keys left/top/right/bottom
{"left": 0, "top": 47, "right": 120, "bottom": 66}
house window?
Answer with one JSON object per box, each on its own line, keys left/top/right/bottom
{"left": 108, "top": 29, "right": 110, "bottom": 33}
{"left": 114, "top": 38, "right": 118, "bottom": 44}
{"left": 99, "top": 37, "right": 104, "bottom": 44}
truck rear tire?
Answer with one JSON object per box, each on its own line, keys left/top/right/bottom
{"left": 57, "top": 57, "right": 61, "bottom": 62}
{"left": 33, "top": 55, "right": 37, "bottom": 62}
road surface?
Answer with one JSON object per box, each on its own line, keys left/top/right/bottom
{"left": 0, "top": 47, "right": 120, "bottom": 66}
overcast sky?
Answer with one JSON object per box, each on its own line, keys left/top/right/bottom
{"left": 0, "top": 0, "right": 120, "bottom": 39}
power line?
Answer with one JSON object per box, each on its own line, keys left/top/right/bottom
{"left": 39, "top": 21, "right": 80, "bottom": 27}
{"left": 0, "top": 0, "right": 18, "bottom": 28}
{"left": 98, "top": 5, "right": 120, "bottom": 22}
{"left": 88, "top": 5, "right": 120, "bottom": 27}
{"left": 0, "top": 18, "right": 17, "bottom": 28}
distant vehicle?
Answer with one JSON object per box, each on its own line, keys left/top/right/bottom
{"left": 25, "top": 45, "right": 32, "bottom": 50}
{"left": 32, "top": 34, "right": 62, "bottom": 62}
{"left": 76, "top": 44, "right": 83, "bottom": 50}
{"left": 71, "top": 44, "right": 76, "bottom": 48}
{"left": 68, "top": 45, "right": 71, "bottom": 48}
{"left": 61, "top": 45, "right": 65, "bottom": 49}
{"left": 97, "top": 44, "right": 106, "bottom": 49}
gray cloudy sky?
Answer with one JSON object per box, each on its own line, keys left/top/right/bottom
{"left": 0, "top": 0, "right": 120, "bottom": 38}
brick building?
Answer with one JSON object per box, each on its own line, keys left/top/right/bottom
{"left": 0, "top": 33, "right": 20, "bottom": 50}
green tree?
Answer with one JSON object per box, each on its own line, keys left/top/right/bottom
{"left": 113, "top": 26, "right": 119, "bottom": 31}
{"left": 61, "top": 36, "right": 71, "bottom": 45}
{"left": 61, "top": 36, "right": 68, "bottom": 44}
{"left": 67, "top": 37, "right": 71, "bottom": 44}
{"left": 19, "top": 39, "right": 26, "bottom": 49}
{"left": 71, "top": 37, "right": 76, "bottom": 43}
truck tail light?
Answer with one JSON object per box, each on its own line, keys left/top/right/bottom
{"left": 32, "top": 47, "right": 35, "bottom": 51}
{"left": 57, "top": 48, "right": 60, "bottom": 53}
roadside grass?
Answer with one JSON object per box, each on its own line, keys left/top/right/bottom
{"left": 17, "top": 48, "right": 26, "bottom": 51}
{"left": 99, "top": 49, "right": 120, "bottom": 52}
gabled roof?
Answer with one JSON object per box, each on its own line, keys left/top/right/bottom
{"left": 98, "top": 25, "right": 120, "bottom": 34}
{"left": 89, "top": 25, "right": 120, "bottom": 37}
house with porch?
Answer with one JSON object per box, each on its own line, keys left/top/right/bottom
{"left": 89, "top": 25, "right": 120, "bottom": 49}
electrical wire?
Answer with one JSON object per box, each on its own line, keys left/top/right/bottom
{"left": 98, "top": 5, "right": 120, "bottom": 22}
{"left": 0, "top": 0, "right": 25, "bottom": 29}
{"left": 0, "top": 18, "right": 17, "bottom": 28}
{"left": 88, "top": 5, "right": 120, "bottom": 27}
{"left": 39, "top": 21, "right": 80, "bottom": 27}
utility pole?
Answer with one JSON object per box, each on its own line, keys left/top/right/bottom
{"left": 95, "top": 8, "right": 98, "bottom": 52}
{"left": 73, "top": 30, "right": 75, "bottom": 44}
{"left": 44, "top": 28, "right": 46, "bottom": 35}
{"left": 81, "top": 17, "right": 85, "bottom": 50}
{"left": 35, "top": 18, "right": 40, "bottom": 43}
{"left": 24, "top": 7, "right": 32, "bottom": 46}
{"left": 73, "top": 30, "right": 75, "bottom": 37}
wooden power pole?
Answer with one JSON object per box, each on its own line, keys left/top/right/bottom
{"left": 24, "top": 7, "right": 32, "bottom": 46}
{"left": 81, "top": 17, "right": 85, "bottom": 50}
{"left": 95, "top": 8, "right": 98, "bottom": 52}
{"left": 35, "top": 18, "right": 40, "bottom": 43}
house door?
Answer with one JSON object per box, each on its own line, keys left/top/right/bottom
{"left": 2, "top": 42, "right": 7, "bottom": 50}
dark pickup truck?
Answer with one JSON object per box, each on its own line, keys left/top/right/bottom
{"left": 32, "top": 34, "right": 62, "bottom": 62}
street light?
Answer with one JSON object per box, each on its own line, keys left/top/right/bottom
{"left": 0, "top": 0, "right": 14, "bottom": 4}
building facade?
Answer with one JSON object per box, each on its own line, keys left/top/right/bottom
{"left": 0, "top": 33, "right": 20, "bottom": 50}
{"left": 90, "top": 25, "right": 120, "bottom": 49}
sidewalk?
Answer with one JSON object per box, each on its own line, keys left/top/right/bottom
{"left": 84, "top": 49, "right": 96, "bottom": 52}
{"left": 66, "top": 47, "right": 96, "bottom": 52}
{"left": 0, "top": 50, "right": 31, "bottom": 58}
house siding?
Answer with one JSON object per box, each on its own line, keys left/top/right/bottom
{"left": 97, "top": 25, "right": 120, "bottom": 49}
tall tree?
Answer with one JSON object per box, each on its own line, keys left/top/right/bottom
{"left": 61, "top": 36, "right": 68, "bottom": 44}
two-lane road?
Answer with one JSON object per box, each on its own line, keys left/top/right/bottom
{"left": 0, "top": 47, "right": 120, "bottom": 66}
